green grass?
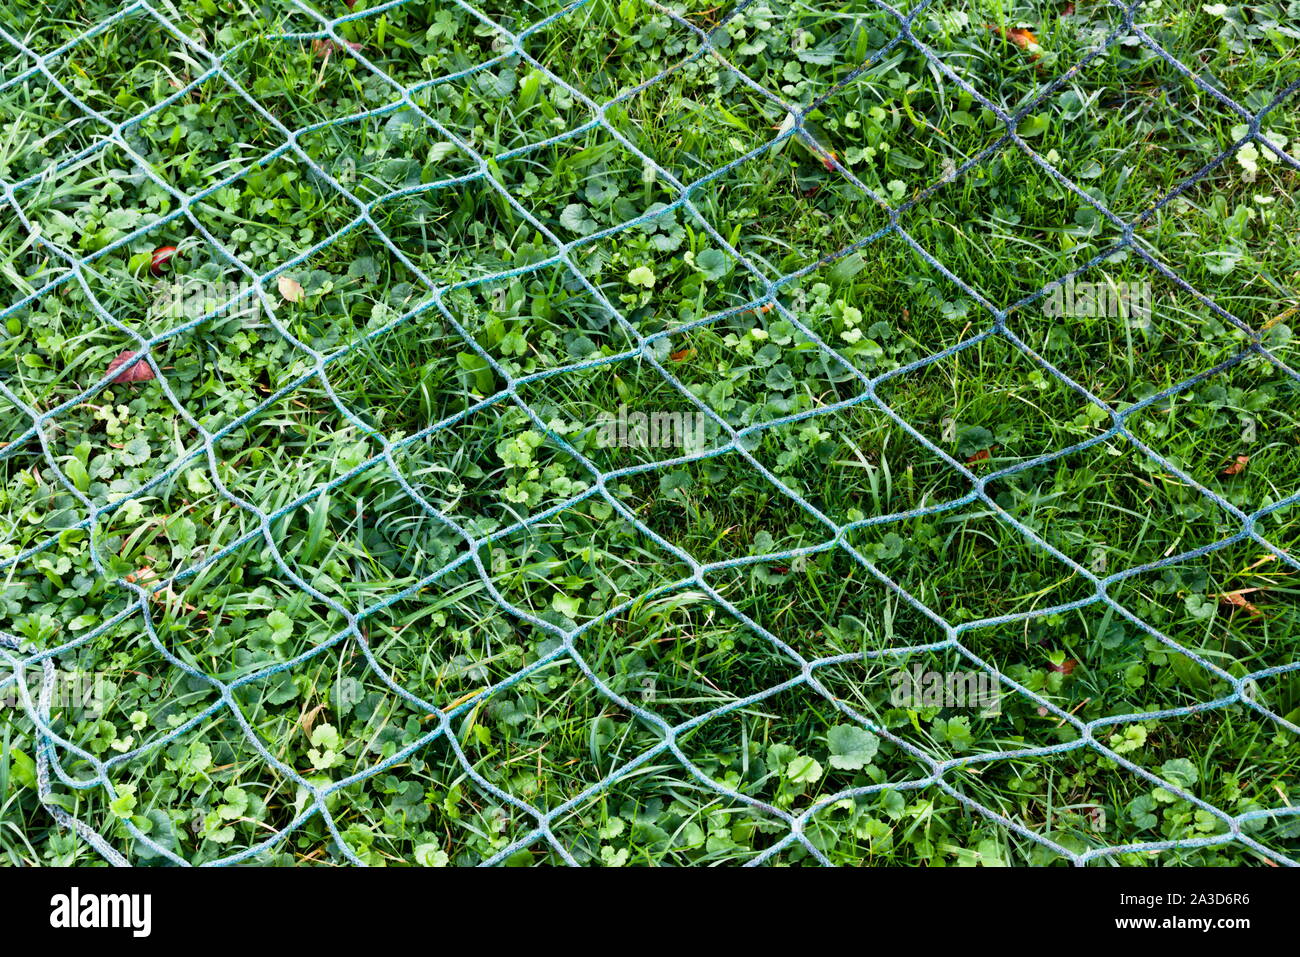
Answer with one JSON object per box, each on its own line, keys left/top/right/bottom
{"left": 1, "top": 0, "right": 1298, "bottom": 866}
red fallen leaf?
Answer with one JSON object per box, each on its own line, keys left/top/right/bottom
{"left": 820, "top": 148, "right": 838, "bottom": 172}
{"left": 1061, "top": 2, "right": 1075, "bottom": 13}
{"left": 312, "top": 38, "right": 363, "bottom": 57}
{"left": 106, "top": 350, "right": 155, "bottom": 384}
{"left": 966, "top": 448, "right": 991, "bottom": 464}
{"left": 1221, "top": 454, "right": 1249, "bottom": 476}
{"left": 986, "top": 23, "right": 1041, "bottom": 60}
{"left": 1007, "top": 26, "right": 1040, "bottom": 49}
{"left": 1047, "top": 658, "right": 1078, "bottom": 674}
{"left": 150, "top": 245, "right": 178, "bottom": 276}
{"left": 669, "top": 347, "right": 695, "bottom": 362}
{"left": 770, "top": 564, "right": 790, "bottom": 574}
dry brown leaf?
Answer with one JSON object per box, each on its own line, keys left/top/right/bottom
{"left": 1221, "top": 455, "right": 1249, "bottom": 476}
{"left": 125, "top": 567, "right": 159, "bottom": 586}
{"left": 312, "top": 38, "right": 363, "bottom": 57}
{"left": 1047, "top": 658, "right": 1078, "bottom": 675}
{"left": 106, "top": 350, "right": 155, "bottom": 384}
{"left": 278, "top": 275, "right": 304, "bottom": 303}
{"left": 1218, "top": 589, "right": 1263, "bottom": 617}
{"left": 669, "top": 348, "right": 695, "bottom": 362}
{"left": 1006, "top": 26, "right": 1040, "bottom": 49}
{"left": 300, "top": 702, "right": 327, "bottom": 737}
{"left": 986, "top": 23, "right": 1041, "bottom": 59}
{"left": 966, "top": 448, "right": 991, "bottom": 464}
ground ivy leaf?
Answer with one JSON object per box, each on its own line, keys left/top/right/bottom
{"left": 786, "top": 754, "right": 824, "bottom": 784}
{"left": 827, "top": 724, "right": 879, "bottom": 770}
{"left": 695, "top": 248, "right": 731, "bottom": 280}
{"left": 560, "top": 203, "right": 597, "bottom": 236}
{"left": 1160, "top": 758, "right": 1199, "bottom": 789}
{"left": 552, "top": 593, "right": 582, "bottom": 618}
{"left": 627, "top": 266, "right": 656, "bottom": 288}
{"left": 186, "top": 742, "right": 212, "bottom": 775}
